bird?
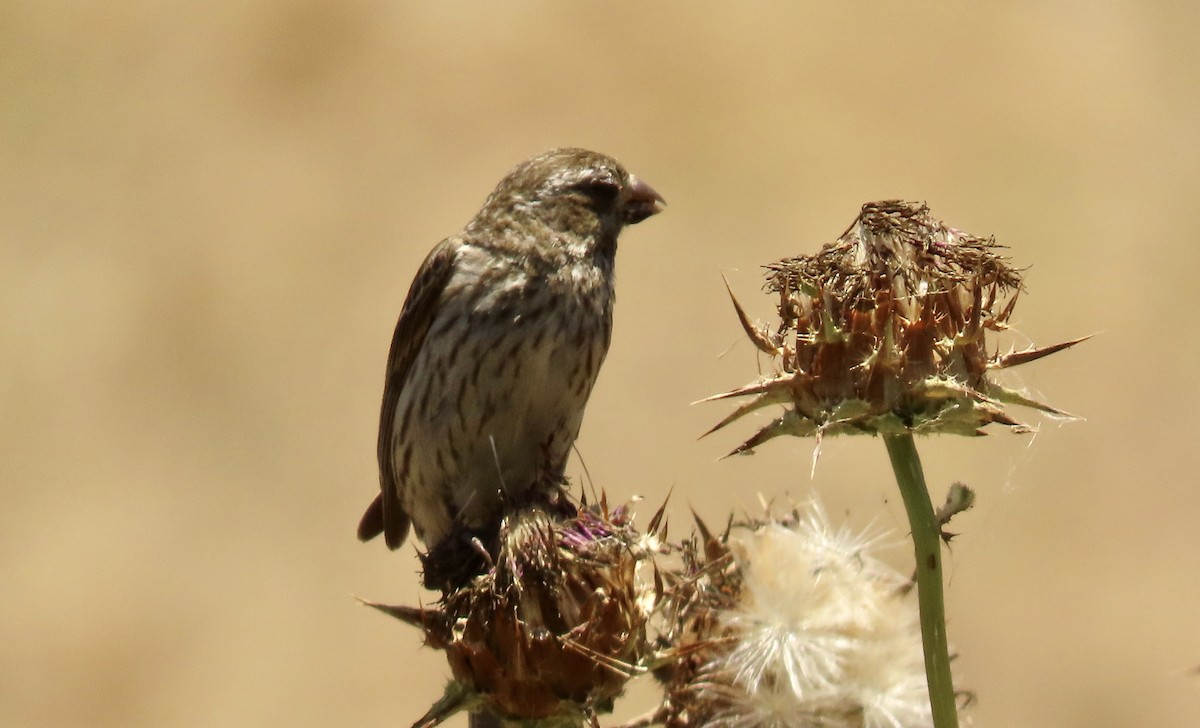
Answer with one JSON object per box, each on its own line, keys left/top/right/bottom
{"left": 357, "top": 148, "right": 665, "bottom": 561}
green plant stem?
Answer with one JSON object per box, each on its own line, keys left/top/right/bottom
{"left": 883, "top": 432, "right": 959, "bottom": 728}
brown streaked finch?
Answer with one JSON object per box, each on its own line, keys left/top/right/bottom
{"left": 357, "top": 148, "right": 665, "bottom": 571}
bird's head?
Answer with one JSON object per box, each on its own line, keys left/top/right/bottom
{"left": 477, "top": 148, "right": 665, "bottom": 256}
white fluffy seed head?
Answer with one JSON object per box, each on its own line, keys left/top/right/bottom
{"left": 682, "top": 501, "right": 936, "bottom": 728}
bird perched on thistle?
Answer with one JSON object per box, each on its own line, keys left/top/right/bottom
{"left": 357, "top": 148, "right": 665, "bottom": 575}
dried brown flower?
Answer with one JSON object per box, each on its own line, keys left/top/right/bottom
{"left": 703, "top": 200, "right": 1087, "bottom": 454}
{"left": 363, "top": 499, "right": 665, "bottom": 727}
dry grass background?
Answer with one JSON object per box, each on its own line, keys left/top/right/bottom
{"left": 2, "top": 2, "right": 1198, "bottom": 726}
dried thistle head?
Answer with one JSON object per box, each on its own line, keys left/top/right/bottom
{"left": 363, "top": 499, "right": 666, "bottom": 727}
{"left": 653, "top": 502, "right": 937, "bottom": 728}
{"left": 704, "top": 200, "right": 1087, "bottom": 453}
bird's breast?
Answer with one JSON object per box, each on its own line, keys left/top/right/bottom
{"left": 393, "top": 251, "right": 614, "bottom": 545}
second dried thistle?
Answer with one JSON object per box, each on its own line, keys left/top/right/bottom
{"left": 703, "top": 200, "right": 1086, "bottom": 453}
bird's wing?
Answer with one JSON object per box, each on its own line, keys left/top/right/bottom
{"left": 358, "top": 239, "right": 460, "bottom": 549}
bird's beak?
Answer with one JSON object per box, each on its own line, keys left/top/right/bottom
{"left": 622, "top": 175, "right": 666, "bottom": 224}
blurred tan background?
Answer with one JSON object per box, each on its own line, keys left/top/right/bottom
{"left": 2, "top": 2, "right": 1197, "bottom": 726}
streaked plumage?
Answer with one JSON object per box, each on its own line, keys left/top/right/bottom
{"left": 358, "top": 148, "right": 664, "bottom": 553}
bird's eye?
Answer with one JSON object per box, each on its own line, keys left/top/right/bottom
{"left": 573, "top": 177, "right": 621, "bottom": 206}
